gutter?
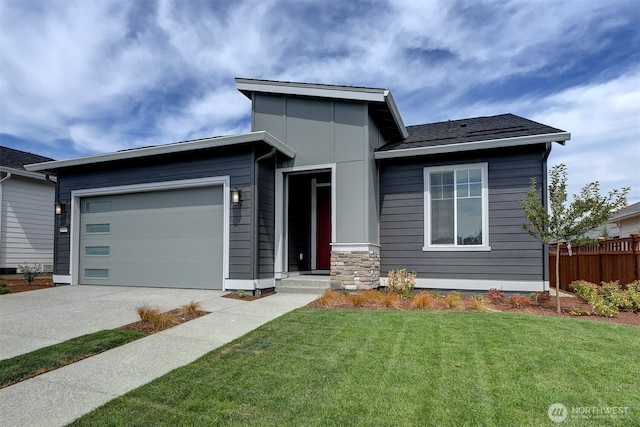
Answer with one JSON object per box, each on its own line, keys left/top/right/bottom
{"left": 374, "top": 132, "right": 571, "bottom": 160}
{"left": 252, "top": 147, "right": 277, "bottom": 295}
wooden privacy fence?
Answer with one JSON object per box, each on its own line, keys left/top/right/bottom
{"left": 549, "top": 236, "right": 640, "bottom": 291}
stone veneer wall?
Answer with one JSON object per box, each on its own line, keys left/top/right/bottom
{"left": 330, "top": 250, "right": 380, "bottom": 290}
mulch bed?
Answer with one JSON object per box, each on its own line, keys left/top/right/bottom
{"left": 307, "top": 290, "right": 640, "bottom": 327}
{"left": 222, "top": 290, "right": 276, "bottom": 301}
{"left": 116, "top": 308, "right": 210, "bottom": 335}
{"left": 0, "top": 277, "right": 55, "bottom": 293}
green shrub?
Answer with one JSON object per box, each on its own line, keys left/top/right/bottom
{"left": 571, "top": 280, "right": 598, "bottom": 302}
{"left": 386, "top": 269, "right": 416, "bottom": 298}
{"left": 0, "top": 281, "right": 11, "bottom": 295}
{"left": 591, "top": 298, "right": 619, "bottom": 317}
{"left": 570, "top": 280, "right": 638, "bottom": 316}
{"left": 18, "top": 263, "right": 43, "bottom": 285}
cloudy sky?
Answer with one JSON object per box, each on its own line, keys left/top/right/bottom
{"left": 1, "top": 0, "right": 638, "bottom": 202}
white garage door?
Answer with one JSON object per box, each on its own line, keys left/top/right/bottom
{"left": 79, "top": 186, "right": 224, "bottom": 289}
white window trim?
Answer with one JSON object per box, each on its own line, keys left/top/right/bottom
{"left": 423, "top": 162, "right": 490, "bottom": 252}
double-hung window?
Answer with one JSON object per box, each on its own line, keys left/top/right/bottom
{"left": 423, "top": 163, "right": 490, "bottom": 251}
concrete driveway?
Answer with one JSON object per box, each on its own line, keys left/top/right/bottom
{"left": 0, "top": 285, "right": 318, "bottom": 427}
{"left": 0, "top": 285, "right": 231, "bottom": 360}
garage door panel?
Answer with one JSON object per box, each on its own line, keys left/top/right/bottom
{"left": 80, "top": 185, "right": 225, "bottom": 289}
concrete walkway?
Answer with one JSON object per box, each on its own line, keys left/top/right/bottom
{"left": 0, "top": 286, "right": 318, "bottom": 427}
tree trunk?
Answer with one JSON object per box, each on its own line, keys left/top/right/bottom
{"left": 555, "top": 242, "right": 561, "bottom": 314}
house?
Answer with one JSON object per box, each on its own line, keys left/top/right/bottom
{"left": 0, "top": 146, "right": 56, "bottom": 274}
{"left": 25, "top": 78, "right": 570, "bottom": 292}
{"left": 606, "top": 202, "right": 640, "bottom": 238}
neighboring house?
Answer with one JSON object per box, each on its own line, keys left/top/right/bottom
{"left": 26, "top": 78, "right": 570, "bottom": 292}
{"left": 608, "top": 202, "right": 640, "bottom": 238}
{"left": 0, "top": 146, "right": 56, "bottom": 274}
{"left": 585, "top": 201, "right": 640, "bottom": 239}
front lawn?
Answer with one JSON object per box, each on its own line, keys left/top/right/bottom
{"left": 0, "top": 330, "right": 144, "bottom": 388}
{"left": 70, "top": 310, "right": 639, "bottom": 426}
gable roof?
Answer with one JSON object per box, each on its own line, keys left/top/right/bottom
{"left": 1, "top": 146, "right": 54, "bottom": 170}
{"left": 236, "top": 78, "right": 408, "bottom": 141}
{"left": 375, "top": 114, "right": 570, "bottom": 159}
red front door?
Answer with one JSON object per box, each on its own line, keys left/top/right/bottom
{"left": 316, "top": 186, "right": 331, "bottom": 270}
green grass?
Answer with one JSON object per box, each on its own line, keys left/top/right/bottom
{"left": 70, "top": 311, "right": 639, "bottom": 426}
{"left": 0, "top": 329, "right": 145, "bottom": 388}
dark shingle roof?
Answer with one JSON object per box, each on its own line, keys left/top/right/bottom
{"left": 0, "top": 146, "right": 55, "bottom": 171}
{"left": 378, "top": 113, "right": 566, "bottom": 151}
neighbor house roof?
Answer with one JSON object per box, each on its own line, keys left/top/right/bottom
{"left": 25, "top": 131, "right": 295, "bottom": 173}
{"left": 611, "top": 201, "right": 640, "bottom": 222}
{"left": 1, "top": 146, "right": 54, "bottom": 170}
{"left": 1, "top": 146, "right": 55, "bottom": 180}
{"left": 236, "top": 78, "right": 408, "bottom": 141}
{"left": 375, "top": 114, "right": 570, "bottom": 159}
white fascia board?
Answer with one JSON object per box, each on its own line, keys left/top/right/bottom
{"left": 25, "top": 131, "right": 295, "bottom": 172}
{"left": 236, "top": 78, "right": 387, "bottom": 103}
{"left": 0, "top": 166, "right": 54, "bottom": 181}
{"left": 383, "top": 91, "right": 408, "bottom": 139}
{"left": 374, "top": 132, "right": 571, "bottom": 160}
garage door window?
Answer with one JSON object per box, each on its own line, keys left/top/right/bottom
{"left": 86, "top": 224, "right": 110, "bottom": 234}
{"left": 84, "top": 268, "right": 109, "bottom": 278}
{"left": 85, "top": 246, "right": 110, "bottom": 256}
{"left": 84, "top": 200, "right": 111, "bottom": 213}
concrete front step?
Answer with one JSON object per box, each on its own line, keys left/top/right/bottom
{"left": 276, "top": 276, "right": 330, "bottom": 295}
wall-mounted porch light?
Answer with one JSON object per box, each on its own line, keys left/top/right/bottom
{"left": 54, "top": 201, "right": 67, "bottom": 215}
{"left": 231, "top": 188, "right": 242, "bottom": 205}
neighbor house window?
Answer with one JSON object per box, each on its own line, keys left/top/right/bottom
{"left": 423, "top": 163, "right": 490, "bottom": 251}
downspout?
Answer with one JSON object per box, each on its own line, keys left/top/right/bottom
{"left": 253, "top": 147, "right": 277, "bottom": 294}
{"left": 0, "top": 173, "right": 10, "bottom": 273}
{"left": 0, "top": 172, "right": 12, "bottom": 184}
{"left": 541, "top": 142, "right": 552, "bottom": 291}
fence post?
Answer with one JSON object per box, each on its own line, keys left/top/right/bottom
{"left": 598, "top": 240, "right": 604, "bottom": 284}
{"left": 632, "top": 234, "right": 639, "bottom": 281}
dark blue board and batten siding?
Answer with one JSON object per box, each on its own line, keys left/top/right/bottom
{"left": 379, "top": 145, "right": 547, "bottom": 284}
{"left": 54, "top": 146, "right": 262, "bottom": 281}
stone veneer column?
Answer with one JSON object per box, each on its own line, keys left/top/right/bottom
{"left": 330, "top": 249, "right": 380, "bottom": 290}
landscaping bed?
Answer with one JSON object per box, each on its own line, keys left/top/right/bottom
{"left": 307, "top": 288, "right": 640, "bottom": 327}
{"left": 117, "top": 303, "right": 209, "bottom": 335}
{"left": 0, "top": 277, "right": 54, "bottom": 293}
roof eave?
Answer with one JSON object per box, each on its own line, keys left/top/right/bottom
{"left": 383, "top": 90, "right": 408, "bottom": 139}
{"left": 25, "top": 131, "right": 296, "bottom": 172}
{"left": 374, "top": 132, "right": 571, "bottom": 160}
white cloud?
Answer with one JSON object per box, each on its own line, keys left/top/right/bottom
{"left": 0, "top": 0, "right": 637, "bottom": 210}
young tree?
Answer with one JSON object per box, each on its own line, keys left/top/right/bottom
{"left": 520, "top": 164, "right": 629, "bottom": 313}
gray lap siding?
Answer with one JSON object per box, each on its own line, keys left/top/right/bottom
{"left": 379, "top": 145, "right": 546, "bottom": 282}
{"left": 54, "top": 146, "right": 259, "bottom": 281}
